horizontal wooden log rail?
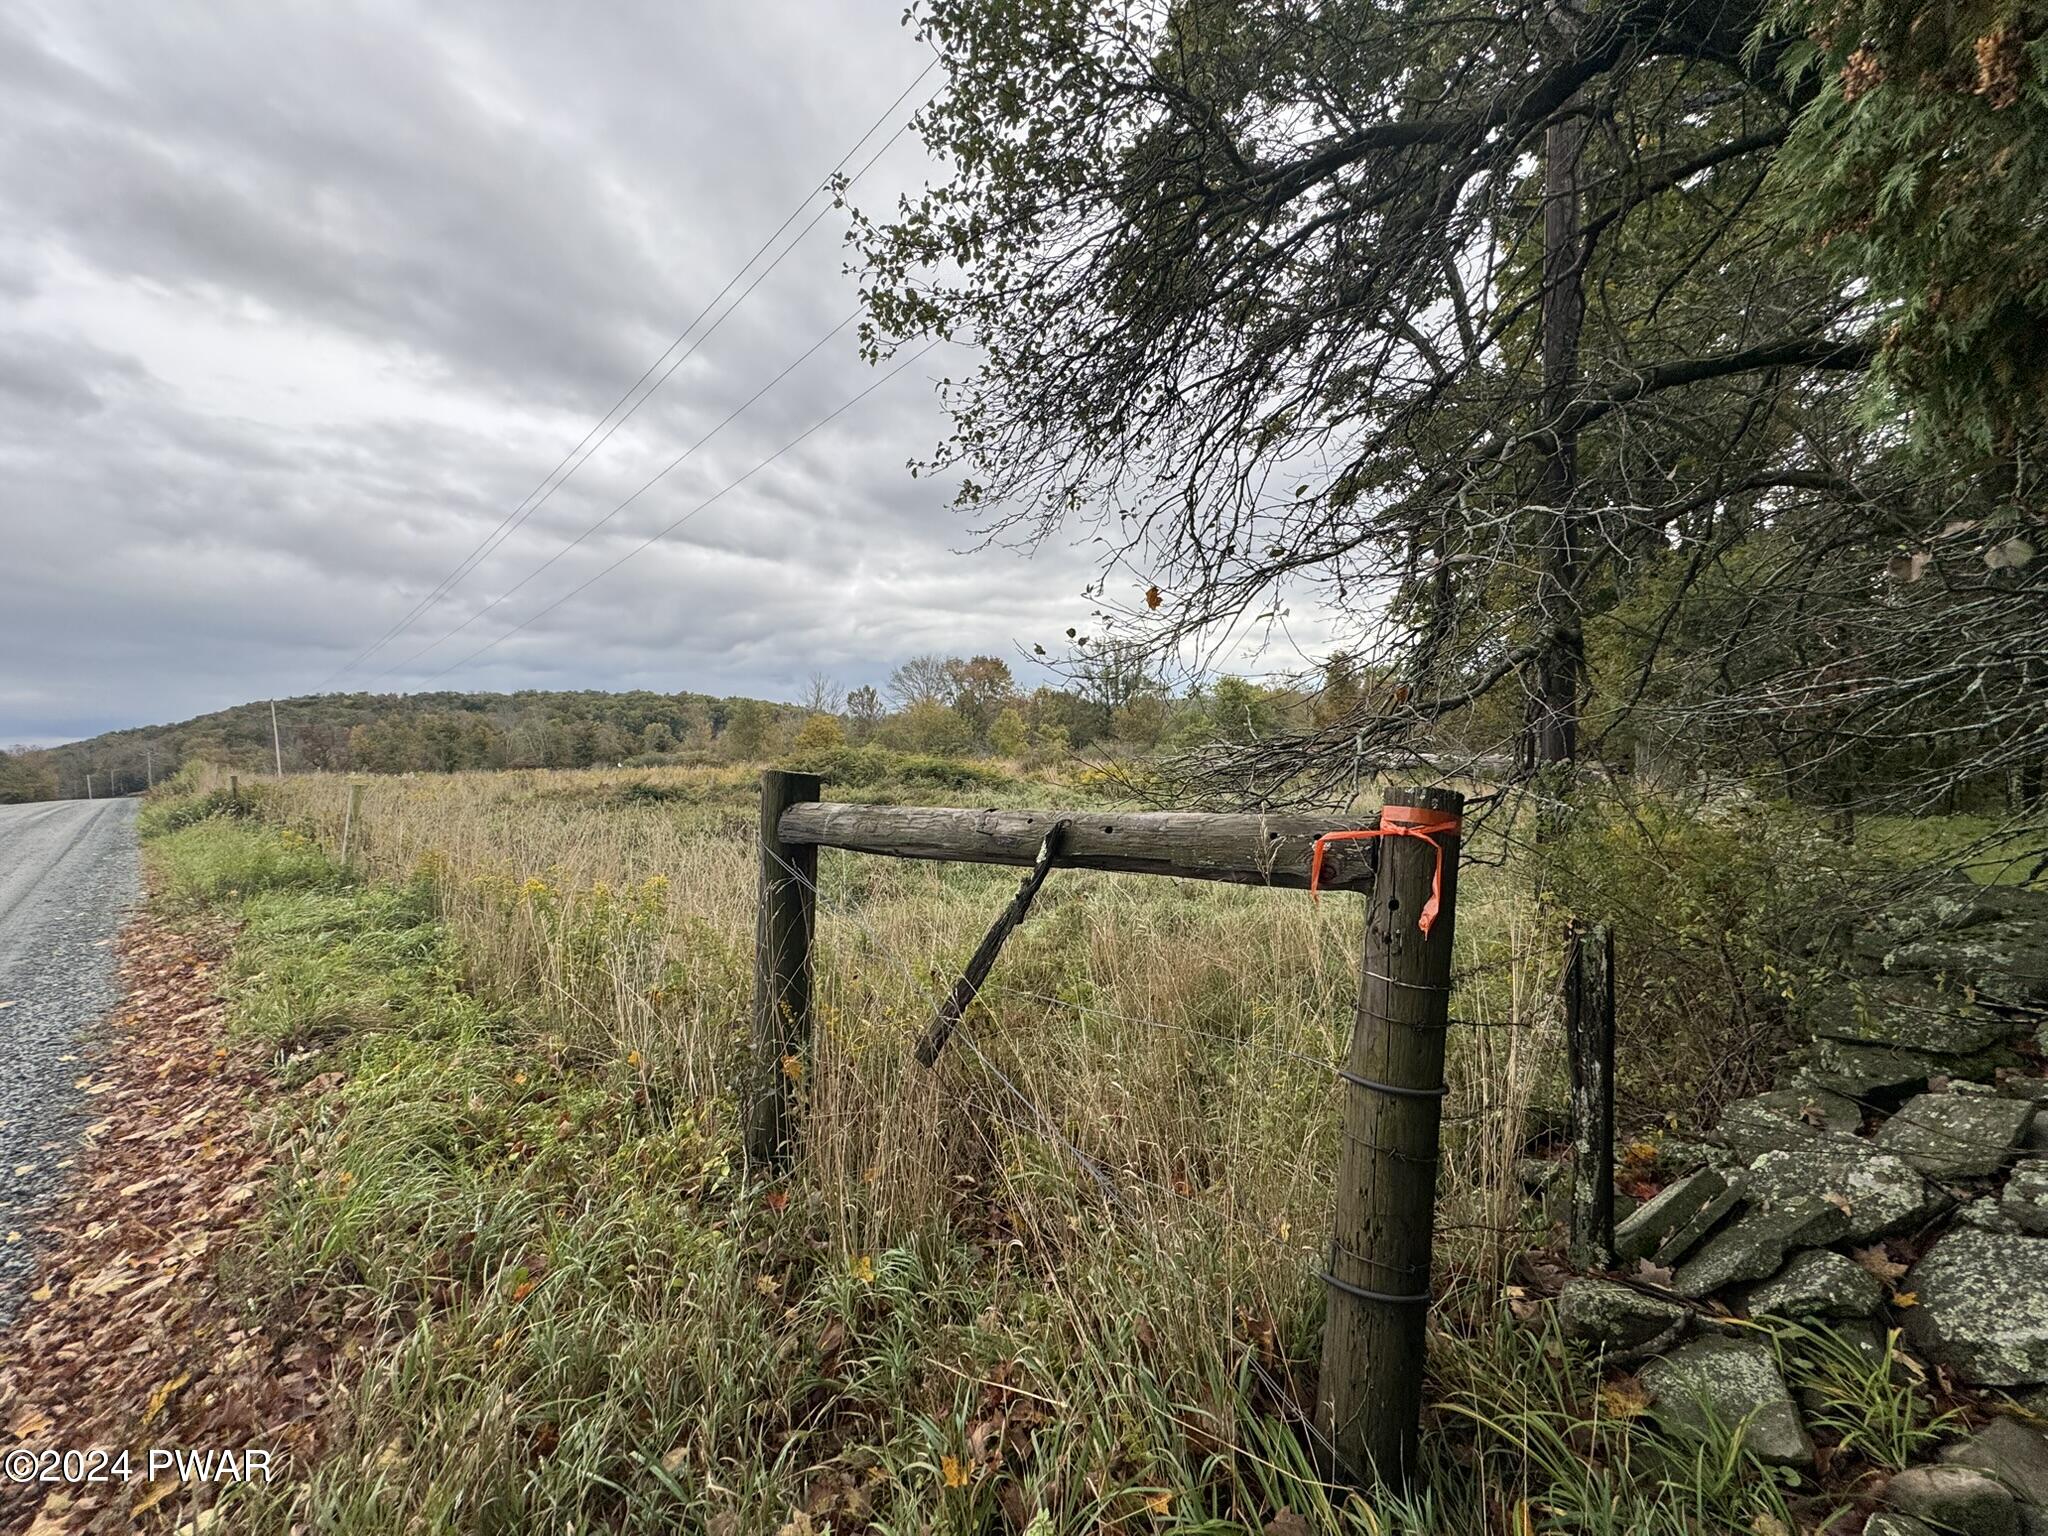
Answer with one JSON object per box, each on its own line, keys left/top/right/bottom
{"left": 778, "top": 802, "right": 1384, "bottom": 892}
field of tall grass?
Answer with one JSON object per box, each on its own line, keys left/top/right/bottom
{"left": 134, "top": 759, "right": 1920, "bottom": 1533}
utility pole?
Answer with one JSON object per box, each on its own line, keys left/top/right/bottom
{"left": 145, "top": 744, "right": 155, "bottom": 789}
{"left": 84, "top": 771, "right": 95, "bottom": 799}
{"left": 271, "top": 700, "right": 284, "bottom": 778}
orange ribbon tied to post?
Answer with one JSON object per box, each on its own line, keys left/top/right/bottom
{"left": 1308, "top": 804, "right": 1462, "bottom": 937}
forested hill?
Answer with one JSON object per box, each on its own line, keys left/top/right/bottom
{"left": 0, "top": 689, "right": 782, "bottom": 801}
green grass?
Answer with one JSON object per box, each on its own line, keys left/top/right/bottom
{"left": 141, "top": 795, "right": 1889, "bottom": 1534}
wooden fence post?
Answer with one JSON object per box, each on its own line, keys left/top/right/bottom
{"left": 340, "top": 781, "right": 364, "bottom": 866}
{"left": 1565, "top": 921, "right": 1617, "bottom": 1269}
{"left": 1320, "top": 784, "right": 1464, "bottom": 1488}
{"left": 229, "top": 774, "right": 239, "bottom": 806}
{"left": 745, "top": 770, "right": 821, "bottom": 1172}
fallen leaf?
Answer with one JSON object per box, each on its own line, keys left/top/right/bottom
{"left": 1892, "top": 1290, "right": 1918, "bottom": 1309}
{"left": 940, "top": 1454, "right": 970, "bottom": 1489}
{"left": 1599, "top": 1376, "right": 1653, "bottom": 1419}
{"left": 1145, "top": 1491, "right": 1173, "bottom": 1515}
{"left": 1852, "top": 1244, "right": 1909, "bottom": 1284}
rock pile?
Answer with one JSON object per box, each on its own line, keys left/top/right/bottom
{"left": 1551, "top": 877, "right": 2048, "bottom": 1521}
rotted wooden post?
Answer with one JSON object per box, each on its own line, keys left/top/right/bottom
{"left": 340, "top": 781, "right": 364, "bottom": 866}
{"left": 1566, "top": 921, "right": 1617, "bottom": 1269}
{"left": 745, "top": 770, "right": 820, "bottom": 1173}
{"left": 1319, "top": 785, "right": 1464, "bottom": 1488}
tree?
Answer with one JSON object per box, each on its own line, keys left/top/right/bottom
{"left": 845, "top": 685, "right": 884, "bottom": 740}
{"left": 723, "top": 699, "right": 774, "bottom": 759}
{"left": 946, "top": 655, "right": 1015, "bottom": 739}
{"left": 800, "top": 672, "right": 844, "bottom": 717}
{"left": 850, "top": 0, "right": 2019, "bottom": 818}
{"left": 888, "top": 654, "right": 959, "bottom": 710}
{"left": 641, "top": 721, "right": 677, "bottom": 755}
{"left": 989, "top": 706, "right": 1029, "bottom": 756}
{"left": 885, "top": 699, "right": 975, "bottom": 757}
{"left": 792, "top": 713, "right": 847, "bottom": 755}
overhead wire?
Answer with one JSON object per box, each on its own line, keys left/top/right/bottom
{"left": 318, "top": 57, "right": 937, "bottom": 691}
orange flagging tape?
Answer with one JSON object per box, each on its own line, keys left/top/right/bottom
{"left": 1309, "top": 805, "right": 1462, "bottom": 936}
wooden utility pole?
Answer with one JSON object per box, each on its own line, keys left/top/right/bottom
{"left": 145, "top": 745, "right": 154, "bottom": 789}
{"left": 745, "top": 770, "right": 820, "bottom": 1172}
{"left": 84, "top": 771, "right": 95, "bottom": 800}
{"left": 1566, "top": 921, "right": 1617, "bottom": 1268}
{"left": 340, "top": 781, "right": 364, "bottom": 866}
{"left": 270, "top": 701, "right": 284, "bottom": 778}
{"left": 1319, "top": 785, "right": 1464, "bottom": 1487}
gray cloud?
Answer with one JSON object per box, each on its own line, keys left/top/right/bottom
{"left": 0, "top": 1, "right": 1103, "bottom": 745}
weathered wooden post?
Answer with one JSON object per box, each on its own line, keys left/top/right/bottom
{"left": 229, "top": 773, "right": 239, "bottom": 807}
{"left": 744, "top": 770, "right": 820, "bottom": 1172}
{"left": 1565, "top": 920, "right": 1617, "bottom": 1269}
{"left": 340, "top": 781, "right": 364, "bottom": 866}
{"left": 1319, "top": 785, "right": 1464, "bottom": 1487}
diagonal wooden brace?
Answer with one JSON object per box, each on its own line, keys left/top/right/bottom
{"left": 915, "top": 819, "right": 1071, "bottom": 1067}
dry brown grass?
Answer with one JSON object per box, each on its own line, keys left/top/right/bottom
{"left": 222, "top": 760, "right": 1556, "bottom": 1358}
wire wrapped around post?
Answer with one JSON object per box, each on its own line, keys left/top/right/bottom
{"left": 1317, "top": 786, "right": 1464, "bottom": 1490}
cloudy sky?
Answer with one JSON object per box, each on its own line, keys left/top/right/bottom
{"left": 0, "top": 1, "right": 1116, "bottom": 747}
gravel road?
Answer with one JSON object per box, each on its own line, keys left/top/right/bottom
{"left": 0, "top": 798, "right": 140, "bottom": 1325}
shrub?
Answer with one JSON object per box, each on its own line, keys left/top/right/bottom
{"left": 1543, "top": 791, "right": 1861, "bottom": 1122}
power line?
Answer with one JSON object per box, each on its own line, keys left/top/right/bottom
{"left": 422, "top": 339, "right": 943, "bottom": 683}
{"left": 366, "top": 305, "right": 864, "bottom": 684}
{"left": 318, "top": 57, "right": 937, "bottom": 692}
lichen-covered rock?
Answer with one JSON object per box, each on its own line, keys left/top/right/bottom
{"left": 1743, "top": 1249, "right": 1883, "bottom": 1320}
{"left": 1556, "top": 1277, "right": 1689, "bottom": 1355}
{"left": 1742, "top": 1140, "right": 1950, "bottom": 1243}
{"left": 1615, "top": 1168, "right": 1733, "bottom": 1264}
{"left": 1864, "top": 1516, "right": 1939, "bottom": 1536}
{"left": 1640, "top": 1335, "right": 1814, "bottom": 1467}
{"left": 2026, "top": 1110, "right": 2048, "bottom": 1156}
{"left": 1658, "top": 1183, "right": 1749, "bottom": 1270}
{"left": 1904, "top": 1230, "right": 2048, "bottom": 1386}
{"left": 2005, "top": 1163, "right": 2048, "bottom": 1236}
{"left": 2006, "top": 1079, "right": 2048, "bottom": 1106}
{"left": 1806, "top": 978, "right": 2029, "bottom": 1056}
{"left": 1941, "top": 1417, "right": 2048, "bottom": 1532}
{"left": 1877, "top": 1093, "right": 2035, "bottom": 1179}
{"left": 1716, "top": 1087, "right": 1862, "bottom": 1162}
{"left": 1875, "top": 923, "right": 2048, "bottom": 1007}
{"left": 1884, "top": 1465, "right": 2021, "bottom": 1536}
{"left": 1672, "top": 1194, "right": 1851, "bottom": 1299}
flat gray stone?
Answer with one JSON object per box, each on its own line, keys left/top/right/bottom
{"left": 1672, "top": 1193, "right": 1852, "bottom": 1299}
{"left": 1717, "top": 1087, "right": 1862, "bottom": 1162}
{"left": 1807, "top": 978, "right": 2028, "bottom": 1056}
{"left": 1904, "top": 1230, "right": 2048, "bottom": 1386}
{"left": 1655, "top": 1179, "right": 1748, "bottom": 1269}
{"left": 1941, "top": 1417, "right": 2048, "bottom": 1511}
{"left": 1640, "top": 1334, "right": 1814, "bottom": 1467}
{"left": 1616, "top": 1168, "right": 1732, "bottom": 1263}
{"left": 2007, "top": 1162, "right": 2048, "bottom": 1236}
{"left": 1879, "top": 923, "right": 2048, "bottom": 1006}
{"left": 1878, "top": 1093, "right": 2035, "bottom": 1179}
{"left": 1885, "top": 1464, "right": 2020, "bottom": 1536}
{"left": 1743, "top": 1140, "right": 1950, "bottom": 1243}
{"left": 1556, "top": 1277, "right": 1689, "bottom": 1355}
{"left": 1743, "top": 1248, "right": 1883, "bottom": 1319}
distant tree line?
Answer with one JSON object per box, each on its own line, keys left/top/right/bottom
{"left": 3, "top": 666, "right": 1350, "bottom": 802}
